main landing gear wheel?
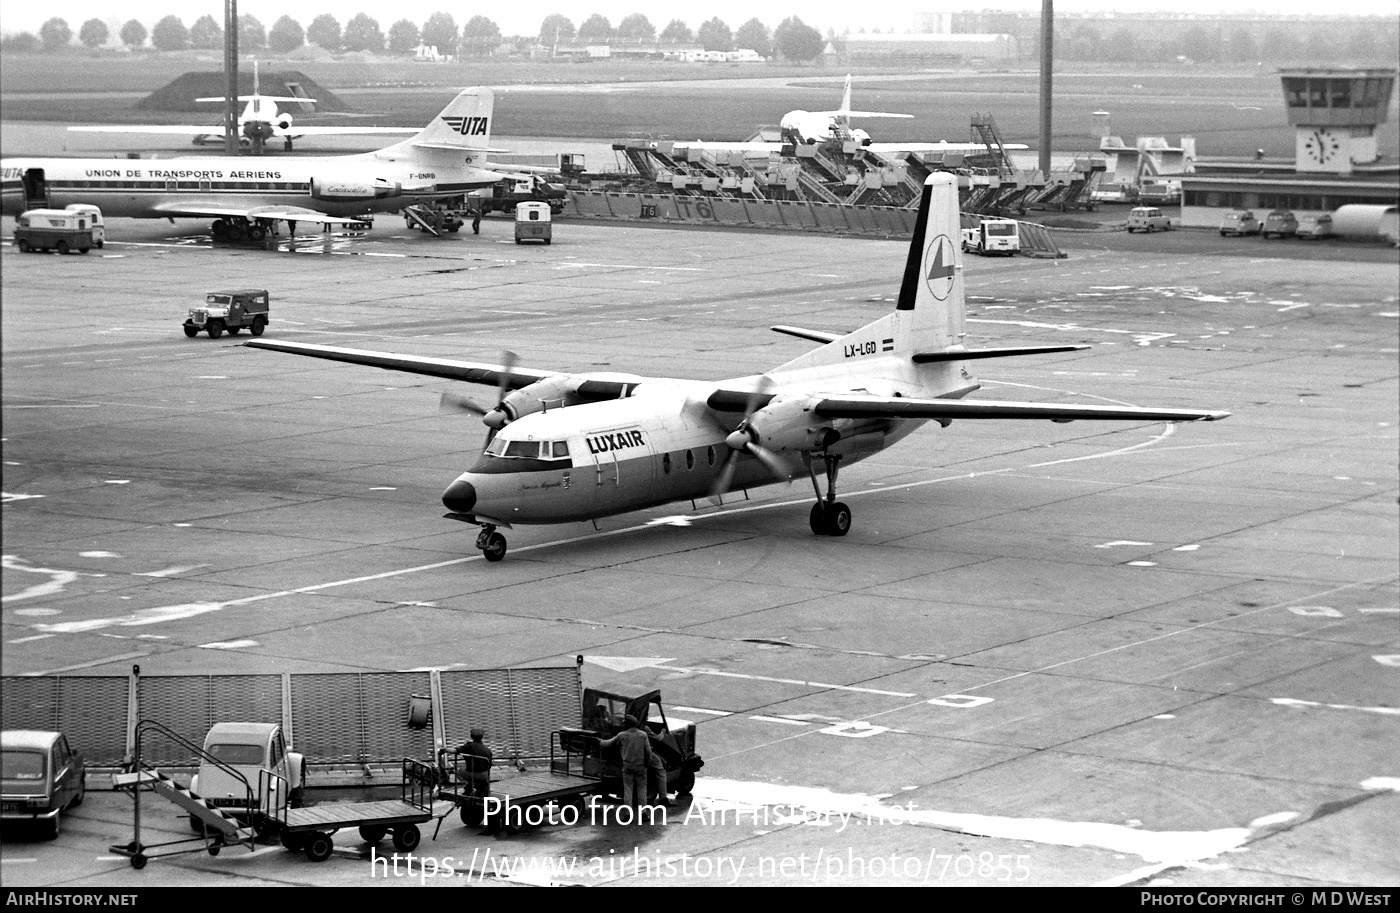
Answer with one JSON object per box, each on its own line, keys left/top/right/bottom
{"left": 807, "top": 454, "right": 851, "bottom": 537}
{"left": 810, "top": 501, "right": 852, "bottom": 537}
{"left": 477, "top": 527, "right": 507, "bottom": 562}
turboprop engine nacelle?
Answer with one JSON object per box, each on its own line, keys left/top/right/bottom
{"left": 310, "top": 178, "right": 403, "bottom": 202}
{"left": 741, "top": 396, "right": 848, "bottom": 453}
{"left": 486, "top": 373, "right": 645, "bottom": 428}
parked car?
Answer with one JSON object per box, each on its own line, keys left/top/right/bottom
{"left": 1262, "top": 209, "right": 1298, "bottom": 239}
{"left": 1, "top": 730, "right": 85, "bottom": 839}
{"left": 189, "top": 722, "right": 304, "bottom": 832}
{"left": 1126, "top": 206, "right": 1173, "bottom": 233}
{"left": 1294, "top": 213, "right": 1334, "bottom": 240}
{"left": 1220, "top": 210, "right": 1262, "bottom": 237}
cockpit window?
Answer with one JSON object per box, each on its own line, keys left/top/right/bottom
{"left": 486, "top": 439, "right": 571, "bottom": 461}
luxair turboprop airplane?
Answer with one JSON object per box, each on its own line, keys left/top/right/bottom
{"left": 2, "top": 87, "right": 504, "bottom": 242}
{"left": 246, "top": 173, "right": 1228, "bottom": 562}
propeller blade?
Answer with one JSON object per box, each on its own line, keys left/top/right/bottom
{"left": 708, "top": 451, "right": 740, "bottom": 503}
{"left": 439, "top": 392, "right": 488, "bottom": 416}
{"left": 747, "top": 442, "right": 791, "bottom": 482}
{"left": 497, "top": 350, "right": 518, "bottom": 405}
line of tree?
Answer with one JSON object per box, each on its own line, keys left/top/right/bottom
{"left": 1, "top": 12, "right": 831, "bottom": 62}
{"left": 6, "top": 12, "right": 1392, "bottom": 66}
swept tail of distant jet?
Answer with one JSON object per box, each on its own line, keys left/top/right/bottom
{"left": 68, "top": 62, "right": 418, "bottom": 154}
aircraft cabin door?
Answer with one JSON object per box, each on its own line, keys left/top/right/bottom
{"left": 22, "top": 169, "right": 50, "bottom": 209}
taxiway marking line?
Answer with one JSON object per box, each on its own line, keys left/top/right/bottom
{"left": 705, "top": 572, "right": 1400, "bottom": 762}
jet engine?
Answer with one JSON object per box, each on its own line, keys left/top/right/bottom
{"left": 275, "top": 113, "right": 294, "bottom": 133}
{"left": 309, "top": 178, "right": 403, "bottom": 202}
{"left": 242, "top": 119, "right": 276, "bottom": 143}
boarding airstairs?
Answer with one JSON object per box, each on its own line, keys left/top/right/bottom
{"left": 109, "top": 720, "right": 260, "bottom": 869}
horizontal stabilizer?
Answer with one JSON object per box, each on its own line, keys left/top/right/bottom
{"left": 772, "top": 325, "right": 842, "bottom": 344}
{"left": 912, "top": 345, "right": 1091, "bottom": 363}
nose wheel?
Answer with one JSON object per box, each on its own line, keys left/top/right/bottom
{"left": 475, "top": 526, "right": 508, "bottom": 562}
{"left": 808, "top": 454, "right": 851, "bottom": 537}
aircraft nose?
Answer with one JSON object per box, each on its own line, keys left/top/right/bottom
{"left": 442, "top": 479, "right": 477, "bottom": 514}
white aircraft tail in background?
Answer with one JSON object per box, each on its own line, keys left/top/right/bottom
{"left": 68, "top": 61, "right": 418, "bottom": 154}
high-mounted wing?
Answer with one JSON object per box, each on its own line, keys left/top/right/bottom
{"left": 243, "top": 340, "right": 556, "bottom": 389}
{"left": 813, "top": 393, "right": 1229, "bottom": 424}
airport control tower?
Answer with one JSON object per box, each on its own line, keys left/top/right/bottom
{"left": 1280, "top": 68, "right": 1397, "bottom": 174}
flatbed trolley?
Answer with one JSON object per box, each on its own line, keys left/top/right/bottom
{"left": 436, "top": 730, "right": 601, "bottom": 836}
{"left": 269, "top": 758, "right": 446, "bottom": 862}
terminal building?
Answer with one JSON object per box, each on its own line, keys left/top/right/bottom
{"left": 1179, "top": 68, "right": 1399, "bottom": 232}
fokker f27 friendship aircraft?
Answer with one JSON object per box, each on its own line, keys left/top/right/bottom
{"left": 247, "top": 173, "right": 1228, "bottom": 562}
{"left": 2, "top": 87, "right": 505, "bottom": 241}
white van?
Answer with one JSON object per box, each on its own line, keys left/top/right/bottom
{"left": 14, "top": 209, "right": 95, "bottom": 254}
{"left": 64, "top": 204, "right": 104, "bottom": 248}
{"left": 514, "top": 201, "right": 552, "bottom": 245}
{"left": 1126, "top": 207, "right": 1173, "bottom": 233}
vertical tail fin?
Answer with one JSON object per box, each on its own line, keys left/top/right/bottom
{"left": 774, "top": 173, "right": 965, "bottom": 375}
{"left": 398, "top": 87, "right": 495, "bottom": 154}
{"left": 895, "top": 173, "right": 965, "bottom": 353}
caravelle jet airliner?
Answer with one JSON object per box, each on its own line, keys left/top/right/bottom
{"left": 3, "top": 87, "right": 504, "bottom": 242}
{"left": 68, "top": 62, "right": 419, "bottom": 154}
{"left": 246, "top": 172, "right": 1228, "bottom": 562}
{"left": 674, "top": 75, "right": 1029, "bottom": 156}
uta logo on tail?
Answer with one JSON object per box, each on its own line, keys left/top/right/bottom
{"left": 441, "top": 116, "right": 489, "bottom": 136}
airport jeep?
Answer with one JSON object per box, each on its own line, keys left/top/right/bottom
{"left": 561, "top": 686, "right": 703, "bottom": 798}
{"left": 185, "top": 289, "right": 270, "bottom": 339}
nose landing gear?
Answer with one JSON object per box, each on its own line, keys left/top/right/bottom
{"left": 807, "top": 454, "right": 851, "bottom": 537}
{"left": 475, "top": 525, "right": 508, "bottom": 562}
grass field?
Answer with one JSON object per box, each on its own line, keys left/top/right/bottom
{"left": 3, "top": 52, "right": 1397, "bottom": 159}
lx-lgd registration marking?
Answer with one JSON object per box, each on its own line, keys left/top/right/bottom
{"left": 844, "top": 338, "right": 894, "bottom": 358}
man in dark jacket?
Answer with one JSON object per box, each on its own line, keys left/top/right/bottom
{"left": 600, "top": 715, "right": 649, "bottom": 813}
{"left": 457, "top": 728, "right": 496, "bottom": 832}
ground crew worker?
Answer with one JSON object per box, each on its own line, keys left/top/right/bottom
{"left": 600, "top": 715, "right": 650, "bottom": 814}
{"left": 457, "top": 727, "right": 493, "bottom": 799}
{"left": 472, "top": 206, "right": 482, "bottom": 234}
{"left": 647, "top": 731, "right": 672, "bottom": 808}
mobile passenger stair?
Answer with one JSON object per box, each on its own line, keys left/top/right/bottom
{"left": 109, "top": 720, "right": 259, "bottom": 869}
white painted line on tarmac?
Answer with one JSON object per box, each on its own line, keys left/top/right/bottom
{"left": 671, "top": 706, "right": 732, "bottom": 717}
{"left": 750, "top": 716, "right": 809, "bottom": 726}
{"left": 1272, "top": 698, "right": 1400, "bottom": 716}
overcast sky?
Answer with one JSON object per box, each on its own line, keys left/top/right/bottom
{"left": 3, "top": 2, "right": 1393, "bottom": 40}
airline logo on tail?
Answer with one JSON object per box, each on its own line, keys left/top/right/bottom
{"left": 441, "top": 116, "right": 490, "bottom": 136}
{"left": 923, "top": 235, "right": 956, "bottom": 300}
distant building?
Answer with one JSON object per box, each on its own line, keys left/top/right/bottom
{"left": 1179, "top": 68, "right": 1399, "bottom": 230}
{"left": 832, "top": 33, "right": 1016, "bottom": 65}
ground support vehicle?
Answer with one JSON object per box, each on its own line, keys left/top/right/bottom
{"left": 185, "top": 289, "right": 270, "bottom": 339}
{"left": 1263, "top": 209, "right": 1299, "bottom": 239}
{"left": 1126, "top": 206, "right": 1173, "bottom": 233}
{"left": 403, "top": 200, "right": 471, "bottom": 236}
{"left": 960, "top": 218, "right": 1020, "bottom": 255}
{"left": 14, "top": 208, "right": 94, "bottom": 254}
{"left": 1295, "top": 213, "right": 1333, "bottom": 239}
{"left": 514, "top": 201, "right": 553, "bottom": 244}
{"left": 64, "top": 204, "right": 105, "bottom": 247}
{"left": 1220, "top": 210, "right": 1262, "bottom": 237}
{"left": 110, "top": 720, "right": 260, "bottom": 869}
{"left": 436, "top": 731, "right": 601, "bottom": 834}
{"left": 269, "top": 759, "right": 442, "bottom": 862}
{"left": 1, "top": 730, "right": 85, "bottom": 840}
{"left": 570, "top": 686, "right": 703, "bottom": 799}
{"left": 482, "top": 175, "right": 567, "bottom": 216}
